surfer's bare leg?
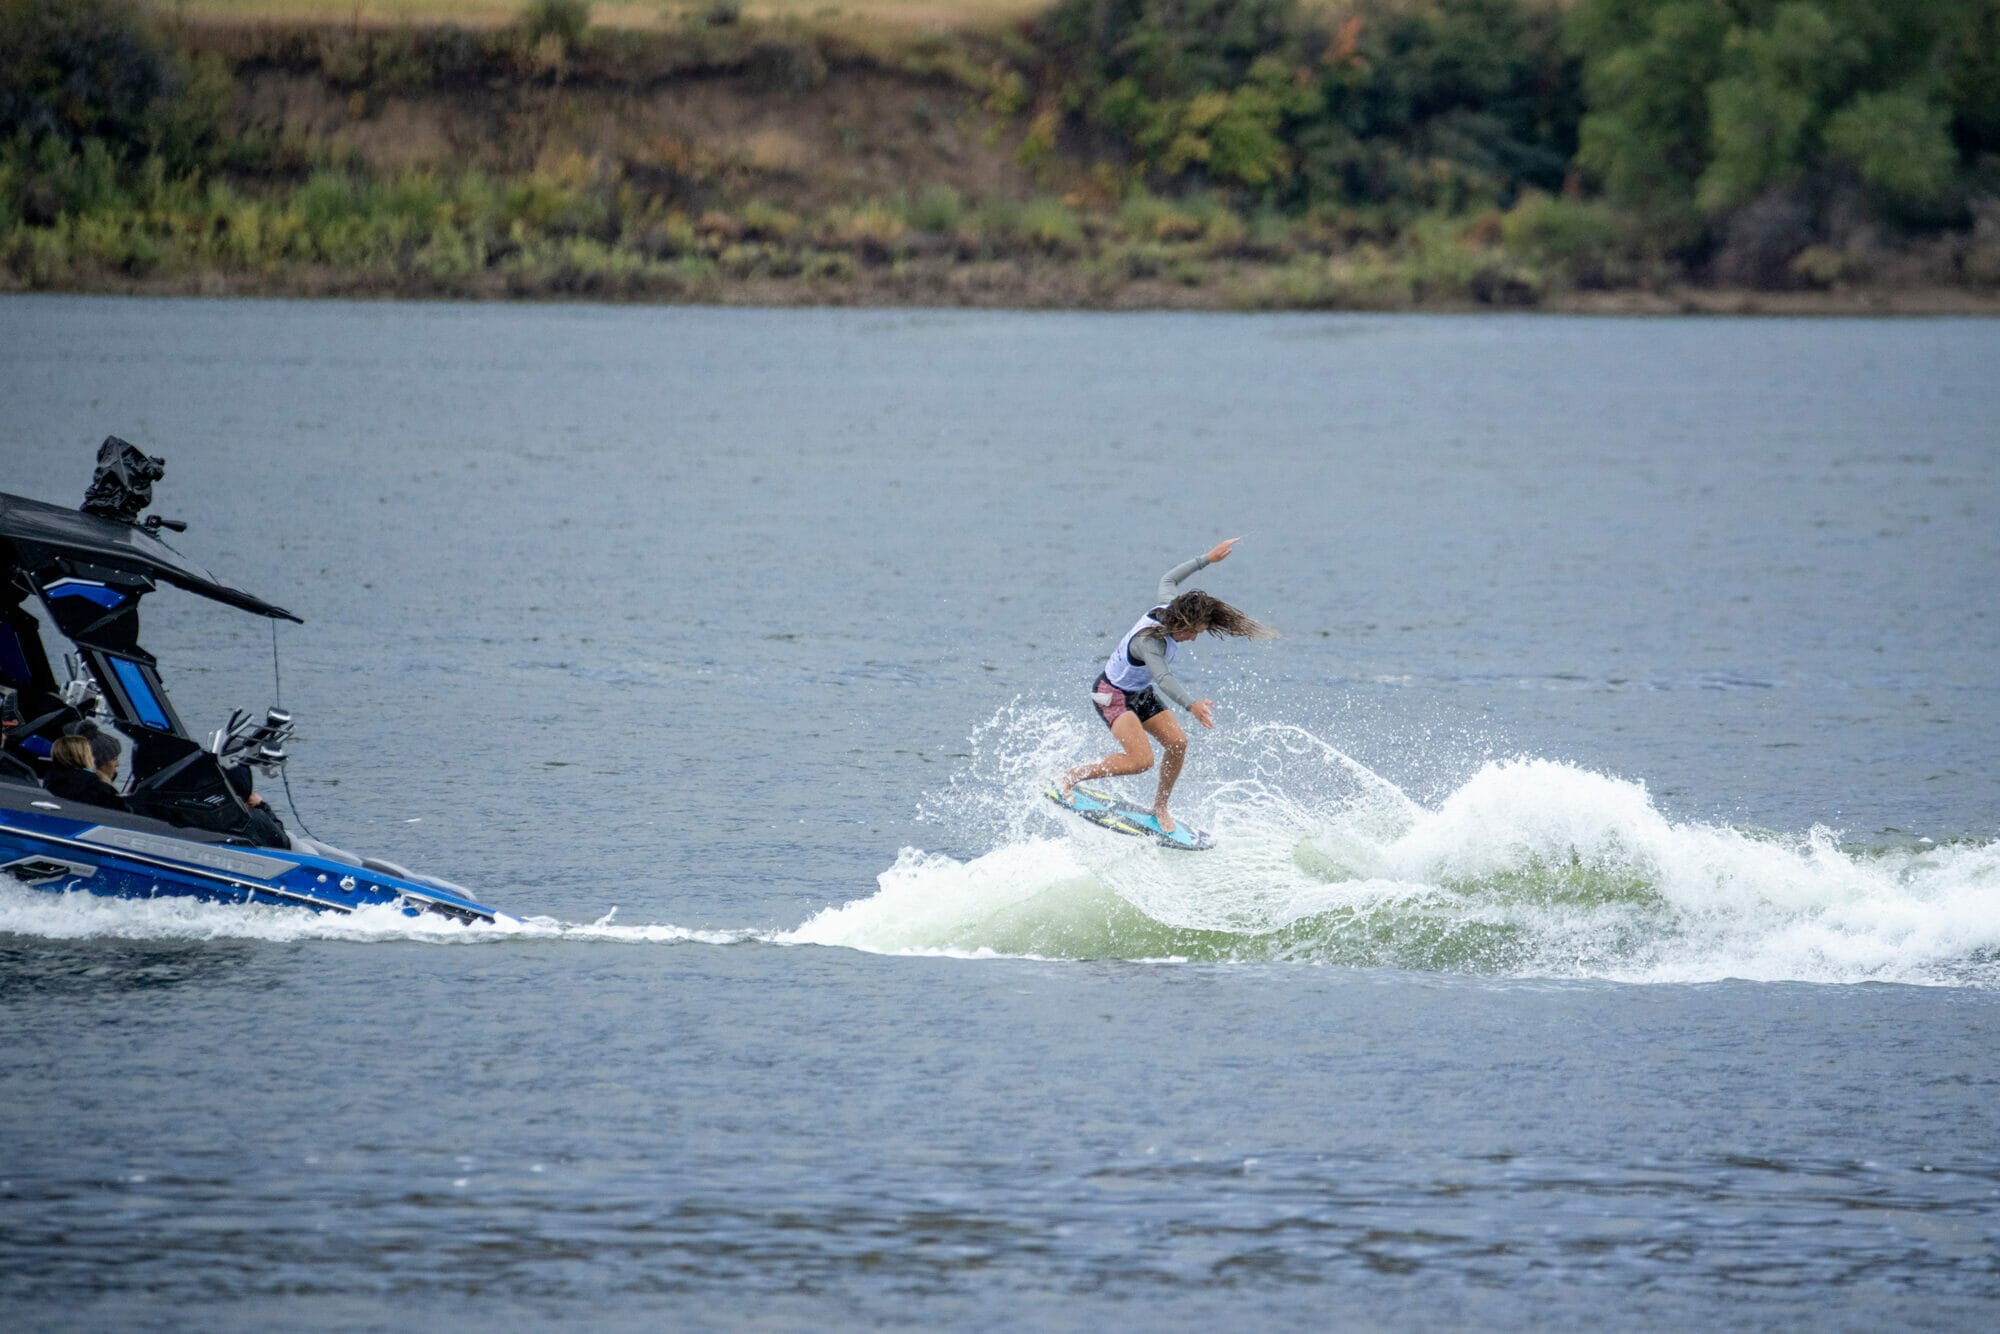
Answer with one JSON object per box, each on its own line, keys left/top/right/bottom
{"left": 1143, "top": 712, "right": 1188, "bottom": 832}
{"left": 1062, "top": 713, "right": 1154, "bottom": 795}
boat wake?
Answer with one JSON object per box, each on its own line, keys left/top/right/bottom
{"left": 785, "top": 705, "right": 2000, "bottom": 987}
{"left": 0, "top": 888, "right": 754, "bottom": 947}
{"left": 5, "top": 704, "right": 1995, "bottom": 987}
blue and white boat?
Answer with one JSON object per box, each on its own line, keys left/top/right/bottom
{"left": 1, "top": 440, "right": 502, "bottom": 923}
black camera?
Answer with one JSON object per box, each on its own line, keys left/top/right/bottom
{"left": 81, "top": 436, "right": 168, "bottom": 524}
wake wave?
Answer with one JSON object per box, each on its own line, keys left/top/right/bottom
{"left": 5, "top": 706, "right": 1994, "bottom": 986}
{"left": 786, "top": 708, "right": 2000, "bottom": 986}
{"left": 0, "top": 890, "right": 753, "bottom": 947}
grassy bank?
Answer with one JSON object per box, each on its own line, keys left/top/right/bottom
{"left": 176, "top": 2, "right": 1043, "bottom": 23}
{"left": 4, "top": 0, "right": 1997, "bottom": 310}
{"left": 173, "top": 2, "right": 1050, "bottom": 34}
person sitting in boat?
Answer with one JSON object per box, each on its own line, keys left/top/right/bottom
{"left": 226, "top": 764, "right": 289, "bottom": 849}
{"left": 45, "top": 734, "right": 131, "bottom": 813}
{"left": 0, "top": 686, "right": 31, "bottom": 781}
{"left": 1058, "top": 538, "right": 1276, "bottom": 834}
{"left": 87, "top": 729, "right": 124, "bottom": 788}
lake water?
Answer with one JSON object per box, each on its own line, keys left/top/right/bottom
{"left": 1, "top": 297, "right": 1997, "bottom": 1328}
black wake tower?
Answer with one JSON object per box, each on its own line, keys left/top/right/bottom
{"left": 0, "top": 439, "right": 297, "bottom": 846}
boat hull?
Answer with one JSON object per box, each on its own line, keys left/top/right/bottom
{"left": 0, "top": 797, "right": 500, "bottom": 923}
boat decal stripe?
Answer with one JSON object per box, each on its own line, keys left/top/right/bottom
{"left": 75, "top": 825, "right": 298, "bottom": 880}
{"left": 43, "top": 578, "right": 125, "bottom": 608}
{"left": 0, "top": 822, "right": 345, "bottom": 912}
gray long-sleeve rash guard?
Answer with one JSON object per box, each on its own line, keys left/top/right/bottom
{"left": 1127, "top": 554, "right": 1209, "bottom": 710}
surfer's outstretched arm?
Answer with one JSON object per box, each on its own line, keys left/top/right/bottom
{"left": 1156, "top": 537, "right": 1239, "bottom": 603}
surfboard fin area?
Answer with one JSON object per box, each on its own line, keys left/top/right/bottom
{"left": 1043, "top": 784, "right": 1216, "bottom": 851}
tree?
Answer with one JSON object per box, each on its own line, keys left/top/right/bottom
{"left": 0, "top": 0, "right": 172, "bottom": 150}
{"left": 0, "top": 0, "right": 227, "bottom": 168}
{"left": 1568, "top": 0, "right": 1731, "bottom": 228}
{"left": 1824, "top": 89, "right": 1958, "bottom": 207}
{"left": 1568, "top": 0, "right": 1978, "bottom": 229}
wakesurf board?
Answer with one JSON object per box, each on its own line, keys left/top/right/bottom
{"left": 1044, "top": 783, "right": 1215, "bottom": 851}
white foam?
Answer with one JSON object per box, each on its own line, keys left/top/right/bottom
{"left": 813, "top": 716, "right": 2000, "bottom": 986}
{"left": 6, "top": 709, "right": 1994, "bottom": 986}
{"left": 0, "top": 886, "right": 752, "bottom": 947}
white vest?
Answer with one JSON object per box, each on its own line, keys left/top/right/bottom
{"left": 1103, "top": 608, "right": 1175, "bottom": 692}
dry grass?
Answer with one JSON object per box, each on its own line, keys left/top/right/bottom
{"left": 166, "top": 0, "right": 1050, "bottom": 32}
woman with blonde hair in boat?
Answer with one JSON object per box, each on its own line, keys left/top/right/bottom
{"left": 46, "top": 731, "right": 130, "bottom": 813}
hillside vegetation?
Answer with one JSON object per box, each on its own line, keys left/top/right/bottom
{"left": 3, "top": 0, "right": 1997, "bottom": 309}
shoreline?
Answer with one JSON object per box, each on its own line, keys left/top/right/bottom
{"left": 9, "top": 269, "right": 1998, "bottom": 317}
{"left": 8, "top": 11, "right": 1996, "bottom": 317}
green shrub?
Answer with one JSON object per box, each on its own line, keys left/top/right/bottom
{"left": 1015, "top": 197, "right": 1084, "bottom": 254}
{"left": 1198, "top": 203, "right": 1248, "bottom": 255}
{"left": 1096, "top": 242, "right": 1170, "bottom": 281}
{"left": 1243, "top": 208, "right": 1296, "bottom": 259}
{"left": 417, "top": 223, "right": 480, "bottom": 283}
{"left": 379, "top": 171, "right": 447, "bottom": 227}
{"left": 1403, "top": 213, "right": 1491, "bottom": 297}
{"left": 800, "top": 249, "right": 855, "bottom": 281}
{"left": 746, "top": 33, "right": 829, "bottom": 93}
{"left": 24, "top": 221, "right": 73, "bottom": 286}
{"left": 740, "top": 199, "right": 802, "bottom": 241}
{"left": 499, "top": 171, "right": 605, "bottom": 237}
{"left": 904, "top": 185, "right": 964, "bottom": 234}
{"left": 1788, "top": 243, "right": 1847, "bottom": 289}
{"left": 719, "top": 241, "right": 763, "bottom": 277}
{"left": 295, "top": 170, "right": 363, "bottom": 230}
{"left": 131, "top": 151, "right": 204, "bottom": 218}
{"left": 45, "top": 138, "right": 131, "bottom": 218}
{"left": 1185, "top": 83, "right": 1292, "bottom": 189}
{"left": 519, "top": 0, "right": 591, "bottom": 53}
{"left": 1017, "top": 109, "right": 1060, "bottom": 171}
{"left": 986, "top": 69, "right": 1028, "bottom": 118}
{"left": 1119, "top": 191, "right": 1202, "bottom": 243}
{"left": 1964, "top": 204, "right": 2000, "bottom": 287}
{"left": 1501, "top": 193, "right": 1616, "bottom": 260}
{"left": 70, "top": 211, "right": 133, "bottom": 273}
{"left": 831, "top": 201, "right": 906, "bottom": 261}
{"left": 1251, "top": 256, "right": 1338, "bottom": 309}
{"left": 1327, "top": 249, "right": 1415, "bottom": 310}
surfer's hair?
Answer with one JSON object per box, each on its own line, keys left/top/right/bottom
{"left": 1152, "top": 590, "right": 1276, "bottom": 640}
{"left": 50, "top": 735, "right": 92, "bottom": 770}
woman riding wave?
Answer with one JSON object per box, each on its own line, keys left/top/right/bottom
{"left": 1059, "top": 537, "right": 1275, "bottom": 834}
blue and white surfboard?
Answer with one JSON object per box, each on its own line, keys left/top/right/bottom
{"left": 1043, "top": 784, "right": 1215, "bottom": 851}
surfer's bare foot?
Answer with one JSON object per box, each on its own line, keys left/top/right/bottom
{"left": 1057, "top": 773, "right": 1075, "bottom": 800}
{"left": 1153, "top": 807, "right": 1177, "bottom": 834}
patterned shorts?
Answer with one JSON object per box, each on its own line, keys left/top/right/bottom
{"left": 1090, "top": 672, "right": 1165, "bottom": 729}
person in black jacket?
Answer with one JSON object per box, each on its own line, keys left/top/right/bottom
{"left": 45, "top": 734, "right": 130, "bottom": 813}
{"left": 226, "top": 764, "right": 289, "bottom": 848}
{"left": 87, "top": 730, "right": 123, "bottom": 785}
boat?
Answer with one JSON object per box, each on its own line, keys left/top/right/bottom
{"left": 0, "top": 438, "right": 503, "bottom": 923}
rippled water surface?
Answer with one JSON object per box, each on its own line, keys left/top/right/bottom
{"left": 2, "top": 298, "right": 1997, "bottom": 1328}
